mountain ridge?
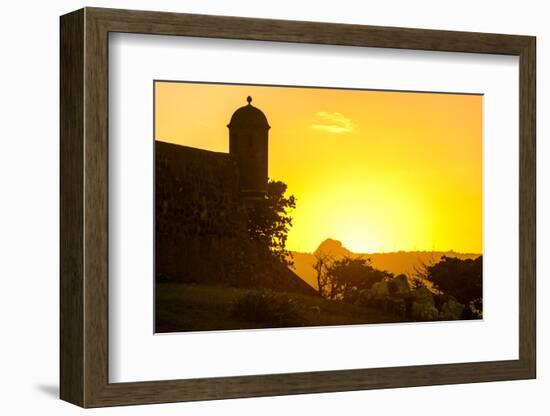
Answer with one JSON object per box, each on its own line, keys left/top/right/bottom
{"left": 291, "top": 239, "right": 481, "bottom": 289}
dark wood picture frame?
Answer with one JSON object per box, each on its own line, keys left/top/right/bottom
{"left": 60, "top": 7, "right": 536, "bottom": 408}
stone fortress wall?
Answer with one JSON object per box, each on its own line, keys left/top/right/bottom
{"left": 155, "top": 141, "right": 248, "bottom": 286}
{"left": 155, "top": 97, "right": 317, "bottom": 296}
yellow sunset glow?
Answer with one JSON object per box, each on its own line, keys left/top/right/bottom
{"left": 155, "top": 81, "right": 482, "bottom": 254}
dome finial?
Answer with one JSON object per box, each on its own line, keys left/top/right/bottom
{"left": 246, "top": 96, "right": 252, "bottom": 105}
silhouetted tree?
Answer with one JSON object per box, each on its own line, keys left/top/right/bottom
{"left": 423, "top": 255, "right": 482, "bottom": 318}
{"left": 323, "top": 256, "right": 392, "bottom": 301}
{"left": 247, "top": 180, "right": 296, "bottom": 268}
{"left": 313, "top": 252, "right": 333, "bottom": 297}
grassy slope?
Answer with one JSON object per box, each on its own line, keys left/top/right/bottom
{"left": 156, "top": 282, "right": 407, "bottom": 333}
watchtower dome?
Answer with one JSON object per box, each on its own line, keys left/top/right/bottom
{"left": 228, "top": 96, "right": 270, "bottom": 200}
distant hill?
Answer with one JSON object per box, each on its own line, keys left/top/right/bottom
{"left": 291, "top": 239, "right": 480, "bottom": 290}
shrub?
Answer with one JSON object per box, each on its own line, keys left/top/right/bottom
{"left": 424, "top": 256, "right": 482, "bottom": 306}
{"left": 324, "top": 256, "right": 392, "bottom": 301}
{"left": 231, "top": 290, "right": 301, "bottom": 326}
{"left": 464, "top": 298, "right": 483, "bottom": 319}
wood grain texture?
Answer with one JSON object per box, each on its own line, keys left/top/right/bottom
{"left": 59, "top": 7, "right": 537, "bottom": 408}
{"left": 83, "top": 10, "right": 110, "bottom": 406}
{"left": 518, "top": 38, "right": 536, "bottom": 376}
{"left": 59, "top": 8, "right": 84, "bottom": 407}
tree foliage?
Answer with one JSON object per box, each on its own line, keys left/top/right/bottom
{"left": 423, "top": 255, "right": 482, "bottom": 308}
{"left": 247, "top": 180, "right": 296, "bottom": 267}
{"left": 313, "top": 252, "right": 333, "bottom": 298}
{"left": 314, "top": 255, "right": 391, "bottom": 301}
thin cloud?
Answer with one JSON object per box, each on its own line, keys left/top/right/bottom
{"left": 311, "top": 111, "right": 355, "bottom": 134}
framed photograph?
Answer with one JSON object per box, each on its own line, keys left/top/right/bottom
{"left": 60, "top": 7, "right": 536, "bottom": 407}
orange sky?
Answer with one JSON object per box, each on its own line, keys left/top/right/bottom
{"left": 155, "top": 81, "right": 482, "bottom": 254}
